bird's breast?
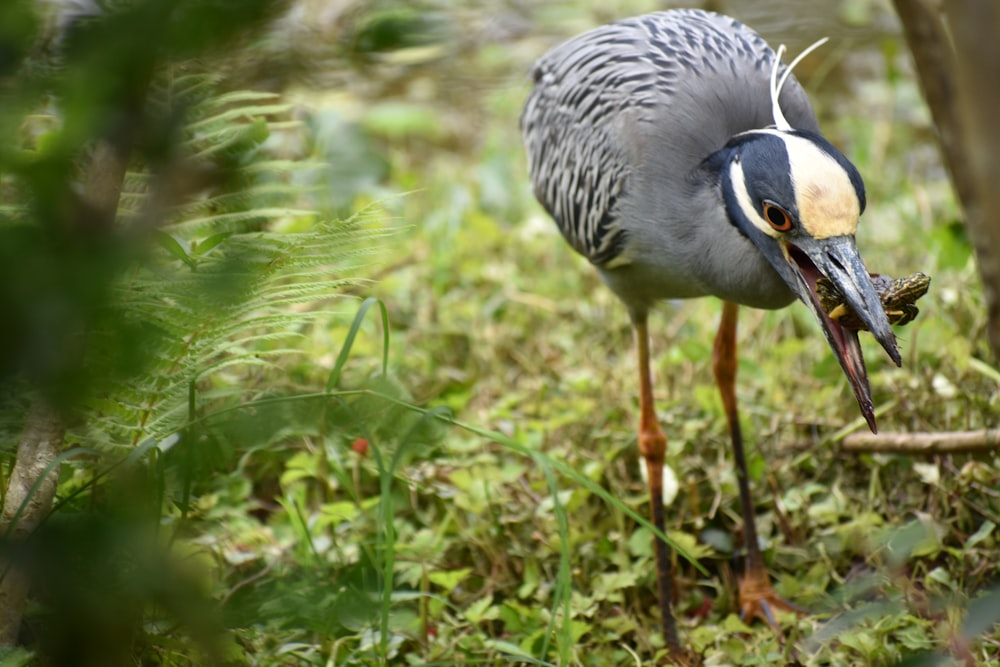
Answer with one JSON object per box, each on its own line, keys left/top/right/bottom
{"left": 601, "top": 219, "right": 797, "bottom": 313}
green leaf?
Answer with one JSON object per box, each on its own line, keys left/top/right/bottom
{"left": 486, "top": 639, "right": 536, "bottom": 661}
{"left": 964, "top": 520, "right": 995, "bottom": 549}
{"left": 427, "top": 568, "right": 471, "bottom": 590}
{"left": 721, "top": 614, "right": 753, "bottom": 634}
{"left": 319, "top": 501, "right": 360, "bottom": 524}
{"left": 463, "top": 595, "right": 496, "bottom": 624}
{"left": 326, "top": 296, "right": 390, "bottom": 391}
{"left": 193, "top": 232, "right": 232, "bottom": 256}
{"left": 962, "top": 585, "right": 1000, "bottom": 639}
{"left": 593, "top": 569, "right": 638, "bottom": 597}
{"left": 925, "top": 566, "right": 955, "bottom": 592}
{"left": 157, "top": 232, "right": 195, "bottom": 267}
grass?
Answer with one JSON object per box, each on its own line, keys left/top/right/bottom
{"left": 30, "top": 0, "right": 998, "bottom": 665}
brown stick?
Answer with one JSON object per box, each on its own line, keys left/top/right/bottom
{"left": 841, "top": 429, "right": 1000, "bottom": 454}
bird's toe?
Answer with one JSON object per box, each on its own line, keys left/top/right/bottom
{"left": 737, "top": 570, "right": 807, "bottom": 631}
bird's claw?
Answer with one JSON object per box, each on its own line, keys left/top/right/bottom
{"left": 738, "top": 571, "right": 807, "bottom": 631}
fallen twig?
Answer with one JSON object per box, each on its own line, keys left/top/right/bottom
{"left": 841, "top": 429, "right": 1000, "bottom": 454}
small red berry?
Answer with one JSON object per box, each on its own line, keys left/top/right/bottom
{"left": 351, "top": 437, "right": 368, "bottom": 456}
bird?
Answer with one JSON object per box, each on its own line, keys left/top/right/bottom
{"left": 520, "top": 8, "right": 900, "bottom": 658}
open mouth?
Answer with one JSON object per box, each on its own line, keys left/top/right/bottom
{"left": 782, "top": 240, "right": 878, "bottom": 432}
{"left": 785, "top": 243, "right": 856, "bottom": 353}
{"left": 787, "top": 243, "right": 822, "bottom": 291}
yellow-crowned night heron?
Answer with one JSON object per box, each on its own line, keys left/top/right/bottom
{"left": 520, "top": 9, "right": 900, "bottom": 656}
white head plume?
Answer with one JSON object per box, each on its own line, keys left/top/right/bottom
{"left": 769, "top": 37, "right": 829, "bottom": 131}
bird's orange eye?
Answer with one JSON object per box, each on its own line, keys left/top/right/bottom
{"left": 761, "top": 201, "right": 793, "bottom": 232}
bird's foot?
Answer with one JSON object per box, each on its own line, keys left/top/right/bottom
{"left": 658, "top": 647, "right": 702, "bottom": 667}
{"left": 738, "top": 568, "right": 806, "bottom": 630}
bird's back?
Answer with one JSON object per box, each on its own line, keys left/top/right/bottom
{"left": 521, "top": 10, "right": 820, "bottom": 286}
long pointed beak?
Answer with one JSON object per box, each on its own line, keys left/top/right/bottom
{"left": 777, "top": 235, "right": 899, "bottom": 432}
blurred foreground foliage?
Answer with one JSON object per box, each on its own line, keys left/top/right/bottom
{"left": 0, "top": 0, "right": 998, "bottom": 666}
{"left": 0, "top": 0, "right": 446, "bottom": 664}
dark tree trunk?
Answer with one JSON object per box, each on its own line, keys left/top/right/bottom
{"left": 893, "top": 0, "right": 1000, "bottom": 358}
{"left": 0, "top": 402, "right": 64, "bottom": 644}
{"left": 0, "top": 131, "right": 136, "bottom": 649}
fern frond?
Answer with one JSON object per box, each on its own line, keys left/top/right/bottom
{"left": 187, "top": 103, "right": 292, "bottom": 131}
{"left": 75, "top": 74, "right": 392, "bottom": 451}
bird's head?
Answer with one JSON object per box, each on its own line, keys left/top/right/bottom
{"left": 716, "top": 127, "right": 900, "bottom": 432}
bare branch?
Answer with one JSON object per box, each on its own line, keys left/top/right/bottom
{"left": 841, "top": 429, "right": 1000, "bottom": 454}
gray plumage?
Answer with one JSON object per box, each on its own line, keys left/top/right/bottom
{"left": 520, "top": 9, "right": 821, "bottom": 315}
{"left": 519, "top": 10, "right": 903, "bottom": 648}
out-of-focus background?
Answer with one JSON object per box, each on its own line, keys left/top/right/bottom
{"left": 0, "top": 0, "right": 996, "bottom": 665}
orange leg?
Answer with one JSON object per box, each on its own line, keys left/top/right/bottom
{"left": 712, "top": 302, "right": 804, "bottom": 628}
{"left": 633, "top": 314, "right": 683, "bottom": 655}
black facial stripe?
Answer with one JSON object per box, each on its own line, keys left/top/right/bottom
{"left": 735, "top": 133, "right": 798, "bottom": 222}
{"left": 706, "top": 133, "right": 796, "bottom": 236}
